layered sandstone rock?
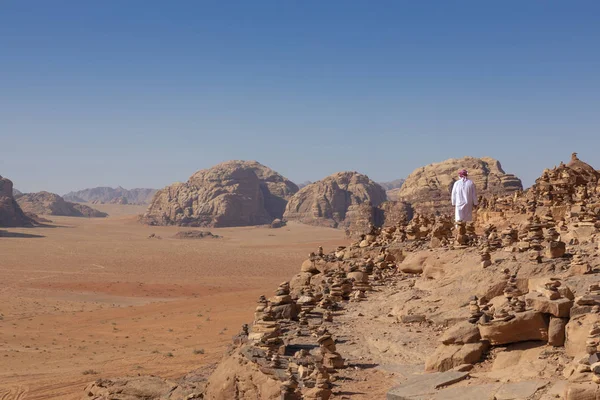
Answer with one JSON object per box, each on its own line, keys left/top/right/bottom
{"left": 0, "top": 175, "right": 33, "bottom": 227}
{"left": 398, "top": 156, "right": 522, "bottom": 214}
{"left": 283, "top": 171, "right": 386, "bottom": 228}
{"left": 17, "top": 192, "right": 108, "bottom": 218}
{"left": 142, "top": 161, "right": 298, "bottom": 227}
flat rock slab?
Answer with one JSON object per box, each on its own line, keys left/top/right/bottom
{"left": 386, "top": 371, "right": 469, "bottom": 399}
{"left": 494, "top": 380, "right": 548, "bottom": 399}
{"left": 431, "top": 383, "right": 502, "bottom": 399}
{"left": 388, "top": 378, "right": 549, "bottom": 400}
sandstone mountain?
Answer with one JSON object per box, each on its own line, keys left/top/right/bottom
{"left": 398, "top": 156, "right": 522, "bottom": 214}
{"left": 283, "top": 171, "right": 387, "bottom": 228}
{"left": 12, "top": 188, "right": 23, "bottom": 198}
{"left": 17, "top": 192, "right": 108, "bottom": 218}
{"left": 64, "top": 186, "right": 157, "bottom": 205}
{"left": 142, "top": 161, "right": 298, "bottom": 227}
{"left": 0, "top": 175, "right": 33, "bottom": 227}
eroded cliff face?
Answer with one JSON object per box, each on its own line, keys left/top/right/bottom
{"left": 142, "top": 160, "right": 298, "bottom": 227}
{"left": 283, "top": 171, "right": 387, "bottom": 228}
{"left": 398, "top": 156, "right": 522, "bottom": 214}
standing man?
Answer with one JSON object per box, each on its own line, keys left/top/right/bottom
{"left": 451, "top": 169, "right": 478, "bottom": 222}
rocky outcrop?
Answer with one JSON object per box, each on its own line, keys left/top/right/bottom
{"left": 142, "top": 161, "right": 298, "bottom": 227}
{"left": 0, "top": 175, "right": 33, "bottom": 227}
{"left": 17, "top": 192, "right": 108, "bottom": 218}
{"left": 283, "top": 171, "right": 386, "bottom": 228}
{"left": 397, "top": 156, "right": 522, "bottom": 214}
{"left": 82, "top": 375, "right": 201, "bottom": 400}
{"left": 64, "top": 187, "right": 157, "bottom": 205}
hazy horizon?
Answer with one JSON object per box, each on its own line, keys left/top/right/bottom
{"left": 2, "top": 2, "right": 599, "bottom": 194}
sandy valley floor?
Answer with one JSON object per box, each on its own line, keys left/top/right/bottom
{"left": 0, "top": 206, "right": 347, "bottom": 399}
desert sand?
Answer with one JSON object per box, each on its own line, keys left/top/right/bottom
{"left": 0, "top": 206, "right": 347, "bottom": 399}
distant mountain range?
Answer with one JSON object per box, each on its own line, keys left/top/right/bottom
{"left": 64, "top": 187, "right": 157, "bottom": 205}
{"left": 377, "top": 179, "right": 405, "bottom": 191}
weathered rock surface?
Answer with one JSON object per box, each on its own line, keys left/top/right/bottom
{"left": 397, "top": 156, "right": 522, "bottom": 214}
{"left": 82, "top": 376, "right": 198, "bottom": 400}
{"left": 65, "top": 186, "right": 157, "bottom": 205}
{"left": 202, "top": 350, "right": 280, "bottom": 400}
{"left": 425, "top": 342, "right": 488, "bottom": 372}
{"left": 525, "top": 292, "right": 573, "bottom": 318}
{"left": 386, "top": 371, "right": 469, "bottom": 399}
{"left": 440, "top": 321, "right": 482, "bottom": 345}
{"left": 0, "top": 175, "right": 33, "bottom": 227}
{"left": 478, "top": 311, "right": 549, "bottom": 345}
{"left": 17, "top": 191, "right": 107, "bottom": 218}
{"left": 284, "top": 171, "right": 386, "bottom": 228}
{"left": 142, "top": 161, "right": 298, "bottom": 227}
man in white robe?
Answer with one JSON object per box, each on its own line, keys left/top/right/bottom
{"left": 451, "top": 169, "right": 478, "bottom": 222}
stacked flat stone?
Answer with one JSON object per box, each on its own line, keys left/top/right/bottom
{"left": 317, "top": 333, "right": 344, "bottom": 371}
{"left": 571, "top": 252, "right": 592, "bottom": 275}
{"left": 480, "top": 248, "right": 492, "bottom": 268}
{"left": 281, "top": 368, "right": 301, "bottom": 400}
{"left": 468, "top": 296, "right": 483, "bottom": 324}
{"left": 500, "top": 226, "right": 518, "bottom": 248}
{"left": 503, "top": 273, "right": 521, "bottom": 300}
{"left": 509, "top": 296, "right": 526, "bottom": 313}
{"left": 304, "top": 363, "right": 332, "bottom": 400}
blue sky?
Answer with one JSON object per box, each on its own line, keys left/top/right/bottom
{"left": 1, "top": 1, "right": 599, "bottom": 194}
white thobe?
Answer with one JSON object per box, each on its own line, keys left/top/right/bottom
{"left": 451, "top": 178, "right": 478, "bottom": 222}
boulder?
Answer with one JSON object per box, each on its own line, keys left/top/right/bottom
{"left": 565, "top": 313, "right": 600, "bottom": 357}
{"left": 440, "top": 321, "right": 482, "bottom": 345}
{"left": 397, "top": 156, "right": 522, "bottom": 214}
{"left": 548, "top": 317, "right": 568, "bottom": 347}
{"left": 425, "top": 342, "right": 488, "bottom": 372}
{"left": 478, "top": 311, "right": 549, "bottom": 345}
{"left": 564, "top": 382, "right": 600, "bottom": 400}
{"left": 525, "top": 292, "right": 573, "bottom": 318}
{"left": 17, "top": 191, "right": 107, "bottom": 218}
{"left": 142, "top": 161, "right": 298, "bottom": 227}
{"left": 203, "top": 350, "right": 281, "bottom": 400}
{"left": 283, "top": 171, "right": 386, "bottom": 228}
{"left": 270, "top": 303, "right": 299, "bottom": 320}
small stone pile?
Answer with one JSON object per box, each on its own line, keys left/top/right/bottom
{"left": 317, "top": 331, "right": 344, "bottom": 372}
{"left": 571, "top": 251, "right": 592, "bottom": 275}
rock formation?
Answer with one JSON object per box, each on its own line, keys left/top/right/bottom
{"left": 12, "top": 188, "right": 22, "bottom": 198}
{"left": 80, "top": 153, "right": 600, "bottom": 400}
{"left": 0, "top": 175, "right": 33, "bottom": 227}
{"left": 398, "top": 156, "right": 522, "bottom": 214}
{"left": 17, "top": 192, "right": 108, "bottom": 218}
{"left": 64, "top": 187, "right": 157, "bottom": 205}
{"left": 283, "top": 172, "right": 386, "bottom": 228}
{"left": 142, "top": 161, "right": 298, "bottom": 227}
